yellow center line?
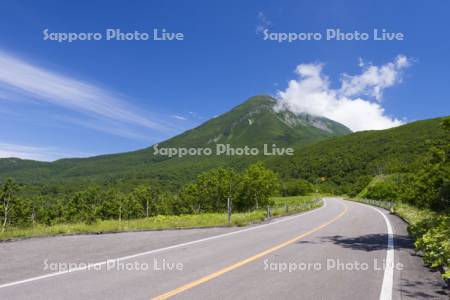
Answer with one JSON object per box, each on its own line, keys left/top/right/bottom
{"left": 151, "top": 201, "right": 348, "bottom": 300}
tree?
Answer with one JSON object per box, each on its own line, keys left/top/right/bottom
{"left": 132, "top": 186, "right": 159, "bottom": 217}
{"left": 98, "top": 189, "right": 122, "bottom": 220}
{"left": 65, "top": 187, "right": 103, "bottom": 224}
{"left": 239, "top": 162, "right": 280, "bottom": 211}
{"left": 401, "top": 117, "right": 450, "bottom": 209}
{"left": 281, "top": 178, "right": 313, "bottom": 196}
{"left": 179, "top": 182, "right": 203, "bottom": 213}
{"left": 363, "top": 177, "right": 401, "bottom": 201}
{"left": 197, "top": 168, "right": 240, "bottom": 212}
{"left": 31, "top": 195, "right": 64, "bottom": 226}
{"left": 0, "top": 178, "right": 20, "bottom": 231}
{"left": 121, "top": 193, "right": 144, "bottom": 220}
{"left": 9, "top": 196, "right": 33, "bottom": 228}
{"left": 179, "top": 168, "right": 241, "bottom": 213}
{"left": 409, "top": 147, "right": 450, "bottom": 209}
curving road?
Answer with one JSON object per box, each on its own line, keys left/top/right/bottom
{"left": 0, "top": 198, "right": 447, "bottom": 299}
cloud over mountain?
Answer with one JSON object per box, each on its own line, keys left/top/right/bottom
{"left": 275, "top": 56, "right": 410, "bottom": 131}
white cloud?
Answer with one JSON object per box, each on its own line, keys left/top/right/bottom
{"left": 256, "top": 12, "right": 271, "bottom": 34}
{"left": 54, "top": 115, "right": 155, "bottom": 141}
{"left": 340, "top": 55, "right": 410, "bottom": 100}
{"left": 187, "top": 111, "right": 203, "bottom": 119}
{"left": 171, "top": 114, "right": 187, "bottom": 121}
{"left": 0, "top": 143, "right": 91, "bottom": 161}
{"left": 275, "top": 56, "right": 410, "bottom": 131}
{"left": 0, "top": 50, "right": 172, "bottom": 133}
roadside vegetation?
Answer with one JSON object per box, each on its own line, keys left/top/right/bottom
{"left": 0, "top": 160, "right": 322, "bottom": 241}
{"left": 350, "top": 198, "right": 449, "bottom": 281}
{"left": 0, "top": 194, "right": 321, "bottom": 241}
{"left": 348, "top": 118, "right": 450, "bottom": 281}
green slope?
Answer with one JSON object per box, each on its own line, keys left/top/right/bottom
{"left": 160, "top": 95, "right": 350, "bottom": 148}
{"left": 0, "top": 95, "right": 351, "bottom": 191}
{"left": 268, "top": 116, "right": 449, "bottom": 194}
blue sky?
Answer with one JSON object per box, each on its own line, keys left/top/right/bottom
{"left": 0, "top": 0, "right": 449, "bottom": 161}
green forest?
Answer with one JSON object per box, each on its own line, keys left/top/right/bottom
{"left": 0, "top": 162, "right": 281, "bottom": 230}
{"left": 1, "top": 116, "right": 448, "bottom": 233}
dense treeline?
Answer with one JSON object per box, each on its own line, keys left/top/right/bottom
{"left": 0, "top": 162, "right": 280, "bottom": 230}
{"left": 359, "top": 118, "right": 450, "bottom": 210}
{"left": 179, "top": 162, "right": 279, "bottom": 213}
{"left": 270, "top": 117, "right": 449, "bottom": 200}
{"left": 358, "top": 117, "right": 450, "bottom": 280}
{"left": 1, "top": 117, "right": 446, "bottom": 201}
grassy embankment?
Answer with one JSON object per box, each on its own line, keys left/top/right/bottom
{"left": 0, "top": 194, "right": 323, "bottom": 241}
{"left": 348, "top": 198, "right": 450, "bottom": 282}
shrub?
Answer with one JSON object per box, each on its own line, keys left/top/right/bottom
{"left": 281, "top": 179, "right": 314, "bottom": 196}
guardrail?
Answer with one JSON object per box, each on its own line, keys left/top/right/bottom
{"left": 348, "top": 198, "right": 395, "bottom": 212}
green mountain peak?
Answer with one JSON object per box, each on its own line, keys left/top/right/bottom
{"left": 160, "top": 95, "right": 351, "bottom": 149}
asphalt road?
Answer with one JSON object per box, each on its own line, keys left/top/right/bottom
{"left": 0, "top": 198, "right": 447, "bottom": 300}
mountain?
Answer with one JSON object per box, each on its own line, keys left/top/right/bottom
{"left": 268, "top": 116, "right": 449, "bottom": 194}
{"left": 0, "top": 95, "right": 351, "bottom": 191}
{"left": 160, "top": 95, "right": 350, "bottom": 148}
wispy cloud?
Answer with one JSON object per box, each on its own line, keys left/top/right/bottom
{"left": 256, "top": 12, "right": 271, "bottom": 34}
{"left": 54, "top": 115, "right": 156, "bottom": 142}
{"left": 188, "top": 111, "right": 203, "bottom": 120}
{"left": 0, "top": 50, "right": 173, "bottom": 133}
{"left": 0, "top": 143, "right": 91, "bottom": 161}
{"left": 171, "top": 114, "right": 187, "bottom": 121}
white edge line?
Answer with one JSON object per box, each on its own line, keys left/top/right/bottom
{"left": 348, "top": 200, "right": 394, "bottom": 300}
{"left": 0, "top": 198, "right": 329, "bottom": 289}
